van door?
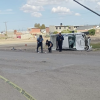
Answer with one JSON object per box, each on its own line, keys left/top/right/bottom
{"left": 76, "top": 35, "right": 85, "bottom": 50}
{"left": 62, "top": 35, "right": 69, "bottom": 49}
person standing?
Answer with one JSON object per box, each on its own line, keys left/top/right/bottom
{"left": 56, "top": 33, "right": 64, "bottom": 52}
{"left": 37, "top": 35, "right": 43, "bottom": 53}
{"left": 46, "top": 40, "right": 53, "bottom": 53}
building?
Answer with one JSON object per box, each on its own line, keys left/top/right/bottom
{"left": 49, "top": 24, "right": 79, "bottom": 33}
{"left": 76, "top": 25, "right": 97, "bottom": 33}
{"left": 46, "top": 27, "right": 49, "bottom": 34}
{"left": 14, "top": 30, "right": 33, "bottom": 39}
{"left": 49, "top": 25, "right": 69, "bottom": 33}
{"left": 21, "top": 34, "right": 33, "bottom": 39}
{"left": 28, "top": 27, "right": 50, "bottom": 36}
{"left": 7, "top": 30, "right": 15, "bottom": 38}
{"left": 28, "top": 28, "right": 41, "bottom": 35}
{"left": 14, "top": 30, "right": 22, "bottom": 38}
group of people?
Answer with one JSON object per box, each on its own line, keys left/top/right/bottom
{"left": 37, "top": 33, "right": 64, "bottom": 53}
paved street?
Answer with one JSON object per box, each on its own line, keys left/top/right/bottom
{"left": 0, "top": 50, "right": 100, "bottom": 100}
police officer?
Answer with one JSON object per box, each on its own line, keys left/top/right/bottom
{"left": 56, "top": 33, "right": 64, "bottom": 52}
{"left": 46, "top": 40, "right": 53, "bottom": 53}
{"left": 37, "top": 35, "right": 43, "bottom": 53}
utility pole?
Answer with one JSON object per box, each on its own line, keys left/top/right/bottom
{"left": 73, "top": 0, "right": 100, "bottom": 17}
{"left": 4, "top": 22, "right": 7, "bottom": 35}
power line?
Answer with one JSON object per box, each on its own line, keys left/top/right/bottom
{"left": 73, "top": 0, "right": 100, "bottom": 17}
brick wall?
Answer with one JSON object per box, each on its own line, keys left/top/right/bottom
{"left": 46, "top": 27, "right": 49, "bottom": 33}
{"left": 30, "top": 28, "right": 41, "bottom": 34}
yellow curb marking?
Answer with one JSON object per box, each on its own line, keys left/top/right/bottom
{"left": 0, "top": 75, "right": 36, "bottom": 100}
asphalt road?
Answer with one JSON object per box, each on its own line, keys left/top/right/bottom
{"left": 0, "top": 51, "right": 100, "bottom": 100}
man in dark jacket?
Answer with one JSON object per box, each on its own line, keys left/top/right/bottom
{"left": 37, "top": 35, "right": 43, "bottom": 53}
{"left": 56, "top": 33, "right": 64, "bottom": 52}
{"left": 46, "top": 40, "right": 53, "bottom": 53}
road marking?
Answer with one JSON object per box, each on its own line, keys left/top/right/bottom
{"left": 0, "top": 75, "right": 36, "bottom": 100}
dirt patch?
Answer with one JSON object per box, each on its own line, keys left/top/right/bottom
{"left": 0, "top": 37, "right": 100, "bottom": 55}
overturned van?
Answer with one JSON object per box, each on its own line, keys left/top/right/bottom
{"left": 50, "top": 33, "right": 92, "bottom": 51}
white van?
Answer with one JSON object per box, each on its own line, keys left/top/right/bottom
{"left": 50, "top": 33, "right": 92, "bottom": 51}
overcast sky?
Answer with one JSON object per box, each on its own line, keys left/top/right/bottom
{"left": 0, "top": 0, "right": 100, "bottom": 31}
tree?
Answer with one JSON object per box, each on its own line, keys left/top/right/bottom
{"left": 37, "top": 23, "right": 40, "bottom": 28}
{"left": 41, "top": 24, "right": 45, "bottom": 29}
{"left": 88, "top": 29, "right": 95, "bottom": 35}
{"left": 34, "top": 23, "right": 37, "bottom": 27}
{"left": 53, "top": 31, "right": 58, "bottom": 34}
{"left": 61, "top": 30, "right": 73, "bottom": 33}
{"left": 34, "top": 23, "right": 41, "bottom": 28}
{"left": 34, "top": 23, "right": 46, "bottom": 29}
{"left": 61, "top": 30, "right": 68, "bottom": 33}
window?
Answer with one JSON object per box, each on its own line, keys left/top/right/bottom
{"left": 59, "top": 27, "right": 61, "bottom": 29}
{"left": 56, "top": 27, "right": 58, "bottom": 29}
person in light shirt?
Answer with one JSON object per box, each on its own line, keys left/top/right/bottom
{"left": 37, "top": 35, "right": 43, "bottom": 53}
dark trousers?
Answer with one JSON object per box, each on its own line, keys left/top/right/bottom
{"left": 58, "top": 42, "right": 62, "bottom": 51}
{"left": 48, "top": 47, "right": 52, "bottom": 52}
{"left": 37, "top": 42, "right": 43, "bottom": 52}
